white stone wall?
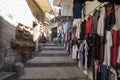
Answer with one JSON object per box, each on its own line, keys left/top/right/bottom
{"left": 0, "top": 0, "right": 34, "bottom": 27}
{"left": 0, "top": 0, "right": 35, "bottom": 67}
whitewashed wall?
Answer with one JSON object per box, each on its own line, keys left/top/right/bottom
{"left": 0, "top": 0, "right": 34, "bottom": 27}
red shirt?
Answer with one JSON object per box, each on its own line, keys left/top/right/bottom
{"left": 111, "top": 29, "right": 119, "bottom": 65}
{"left": 85, "top": 15, "right": 93, "bottom": 35}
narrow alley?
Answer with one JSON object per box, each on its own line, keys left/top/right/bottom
{"left": 19, "top": 42, "right": 89, "bottom": 80}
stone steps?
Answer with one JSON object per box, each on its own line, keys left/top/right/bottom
{"left": 34, "top": 53, "right": 69, "bottom": 57}
{"left": 20, "top": 67, "right": 88, "bottom": 80}
{"left": 24, "top": 63, "right": 78, "bottom": 67}
{"left": 19, "top": 43, "right": 90, "bottom": 80}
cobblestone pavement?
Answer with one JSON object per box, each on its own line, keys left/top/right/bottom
{"left": 19, "top": 43, "right": 90, "bottom": 80}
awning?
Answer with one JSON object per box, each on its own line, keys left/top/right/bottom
{"left": 27, "top": 0, "right": 52, "bottom": 13}
{"left": 27, "top": 0, "right": 53, "bottom": 24}
{"left": 34, "top": 0, "right": 52, "bottom": 12}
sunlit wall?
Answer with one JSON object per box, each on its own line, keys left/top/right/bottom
{"left": 0, "top": 0, "right": 34, "bottom": 27}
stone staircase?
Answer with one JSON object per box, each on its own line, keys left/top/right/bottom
{"left": 19, "top": 42, "right": 90, "bottom": 80}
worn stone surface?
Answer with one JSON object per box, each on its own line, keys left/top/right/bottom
{"left": 27, "top": 57, "right": 75, "bottom": 63}
{"left": 40, "top": 50, "right": 67, "bottom": 54}
{"left": 20, "top": 67, "right": 88, "bottom": 80}
{"left": 19, "top": 43, "right": 89, "bottom": 80}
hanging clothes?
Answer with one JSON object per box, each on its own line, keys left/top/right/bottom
{"left": 78, "top": 41, "right": 84, "bottom": 70}
{"left": 80, "top": 20, "right": 86, "bottom": 40}
{"left": 73, "top": 0, "right": 94, "bottom": 18}
{"left": 84, "top": 40, "right": 89, "bottom": 69}
{"left": 78, "top": 40, "right": 89, "bottom": 70}
{"left": 71, "top": 27, "right": 76, "bottom": 40}
{"left": 63, "top": 21, "right": 70, "bottom": 33}
{"left": 72, "top": 44, "right": 78, "bottom": 59}
{"left": 61, "top": 1, "right": 73, "bottom": 16}
{"left": 75, "top": 22, "right": 81, "bottom": 39}
{"left": 67, "top": 29, "right": 72, "bottom": 41}
{"left": 97, "top": 7, "right": 106, "bottom": 62}
{"left": 105, "top": 3, "right": 116, "bottom": 30}
{"left": 117, "top": 45, "right": 120, "bottom": 63}
{"left": 92, "top": 9, "right": 100, "bottom": 34}
{"left": 103, "top": 31, "right": 113, "bottom": 66}
{"left": 73, "top": 3, "right": 82, "bottom": 19}
{"left": 85, "top": 15, "right": 93, "bottom": 35}
{"left": 115, "top": 5, "right": 120, "bottom": 31}
{"left": 87, "top": 36, "right": 93, "bottom": 67}
{"left": 97, "top": 7, "right": 106, "bottom": 36}
{"left": 91, "top": 33, "right": 101, "bottom": 60}
{"left": 111, "top": 29, "right": 119, "bottom": 66}
{"left": 117, "top": 31, "right": 120, "bottom": 63}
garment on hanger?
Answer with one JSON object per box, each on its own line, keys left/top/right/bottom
{"left": 105, "top": 3, "right": 115, "bottom": 30}
{"left": 61, "top": 1, "right": 73, "bottom": 16}
{"left": 117, "top": 45, "right": 120, "bottom": 63}
{"left": 92, "top": 9, "right": 100, "bottom": 34}
{"left": 67, "top": 29, "right": 71, "bottom": 41}
{"left": 63, "top": 21, "right": 70, "bottom": 33}
{"left": 103, "top": 30, "right": 112, "bottom": 66}
{"left": 78, "top": 40, "right": 89, "bottom": 70}
{"left": 73, "top": 0, "right": 94, "bottom": 18}
{"left": 97, "top": 7, "right": 106, "bottom": 62}
{"left": 117, "top": 31, "right": 120, "bottom": 63}
{"left": 76, "top": 22, "right": 81, "bottom": 39}
{"left": 80, "top": 20, "right": 86, "bottom": 40}
{"left": 73, "top": 3, "right": 82, "bottom": 19}
{"left": 97, "top": 7, "right": 105, "bottom": 36}
{"left": 111, "top": 29, "right": 119, "bottom": 65}
{"left": 91, "top": 33, "right": 101, "bottom": 60}
{"left": 72, "top": 44, "right": 78, "bottom": 59}
{"left": 78, "top": 42, "right": 85, "bottom": 70}
{"left": 115, "top": 5, "right": 120, "bottom": 31}
{"left": 85, "top": 15, "right": 93, "bottom": 35}
{"left": 87, "top": 36, "right": 93, "bottom": 67}
{"left": 84, "top": 40, "right": 89, "bottom": 69}
{"left": 99, "top": 36, "right": 105, "bottom": 62}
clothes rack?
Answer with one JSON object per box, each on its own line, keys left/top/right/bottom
{"left": 74, "top": 2, "right": 105, "bottom": 25}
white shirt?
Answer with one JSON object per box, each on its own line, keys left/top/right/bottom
{"left": 61, "top": 1, "right": 73, "bottom": 16}
{"left": 72, "top": 44, "right": 78, "bottom": 59}
{"left": 103, "top": 31, "right": 113, "bottom": 66}
{"left": 117, "top": 45, "right": 120, "bottom": 63}
{"left": 115, "top": 6, "right": 120, "bottom": 31}
{"left": 75, "top": 22, "right": 81, "bottom": 39}
{"left": 97, "top": 7, "right": 105, "bottom": 36}
{"left": 84, "top": 40, "right": 89, "bottom": 69}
